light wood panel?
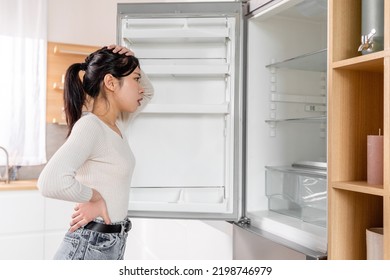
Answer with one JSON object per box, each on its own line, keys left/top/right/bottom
{"left": 383, "top": 54, "right": 390, "bottom": 259}
{"left": 46, "top": 42, "right": 100, "bottom": 124}
{"left": 385, "top": 0, "right": 390, "bottom": 50}
{"left": 330, "top": 0, "right": 361, "bottom": 62}
{"left": 329, "top": 189, "right": 382, "bottom": 259}
{"left": 329, "top": 69, "right": 383, "bottom": 182}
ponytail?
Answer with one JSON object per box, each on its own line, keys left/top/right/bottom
{"left": 63, "top": 63, "right": 86, "bottom": 137}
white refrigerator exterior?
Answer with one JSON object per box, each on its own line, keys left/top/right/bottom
{"left": 117, "top": 0, "right": 328, "bottom": 259}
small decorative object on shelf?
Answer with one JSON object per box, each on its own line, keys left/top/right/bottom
{"left": 358, "top": 0, "right": 384, "bottom": 54}
{"left": 367, "top": 129, "right": 383, "bottom": 185}
{"left": 366, "top": 227, "right": 383, "bottom": 260}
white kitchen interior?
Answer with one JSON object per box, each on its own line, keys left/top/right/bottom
{"left": 0, "top": 0, "right": 329, "bottom": 260}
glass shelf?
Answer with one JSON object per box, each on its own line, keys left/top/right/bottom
{"left": 141, "top": 103, "right": 230, "bottom": 114}
{"left": 265, "top": 49, "right": 327, "bottom": 72}
{"left": 265, "top": 115, "right": 326, "bottom": 123}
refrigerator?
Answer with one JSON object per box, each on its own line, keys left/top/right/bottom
{"left": 117, "top": 0, "right": 328, "bottom": 259}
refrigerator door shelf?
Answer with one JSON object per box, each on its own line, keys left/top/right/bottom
{"left": 134, "top": 47, "right": 228, "bottom": 59}
{"left": 129, "top": 186, "right": 228, "bottom": 213}
{"left": 122, "top": 17, "right": 231, "bottom": 41}
{"left": 122, "top": 27, "right": 230, "bottom": 41}
{"left": 129, "top": 202, "right": 228, "bottom": 213}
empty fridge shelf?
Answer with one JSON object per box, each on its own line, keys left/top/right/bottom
{"left": 141, "top": 103, "right": 230, "bottom": 114}
{"left": 265, "top": 49, "right": 327, "bottom": 72}
{"left": 265, "top": 116, "right": 326, "bottom": 123}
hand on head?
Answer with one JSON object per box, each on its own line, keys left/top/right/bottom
{"left": 107, "top": 44, "right": 134, "bottom": 56}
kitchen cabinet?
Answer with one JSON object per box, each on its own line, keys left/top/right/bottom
{"left": 0, "top": 190, "right": 45, "bottom": 260}
{"left": 0, "top": 187, "right": 74, "bottom": 260}
{"left": 117, "top": 0, "right": 328, "bottom": 259}
{"left": 328, "top": 0, "right": 389, "bottom": 259}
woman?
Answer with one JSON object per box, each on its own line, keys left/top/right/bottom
{"left": 37, "top": 45, "right": 154, "bottom": 260}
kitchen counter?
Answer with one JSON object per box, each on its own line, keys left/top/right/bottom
{"left": 0, "top": 180, "right": 38, "bottom": 191}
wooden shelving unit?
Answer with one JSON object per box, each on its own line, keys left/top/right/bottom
{"left": 328, "top": 0, "right": 389, "bottom": 259}
{"left": 46, "top": 42, "right": 99, "bottom": 124}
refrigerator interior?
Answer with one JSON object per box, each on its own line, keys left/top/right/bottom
{"left": 118, "top": 2, "right": 242, "bottom": 219}
{"left": 245, "top": 0, "right": 328, "bottom": 254}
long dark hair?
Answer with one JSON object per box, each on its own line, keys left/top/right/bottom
{"left": 63, "top": 46, "right": 140, "bottom": 136}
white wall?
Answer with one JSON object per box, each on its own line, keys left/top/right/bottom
{"left": 48, "top": 0, "right": 233, "bottom": 45}
{"left": 48, "top": 0, "right": 134, "bottom": 45}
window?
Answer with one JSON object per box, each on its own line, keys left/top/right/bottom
{"left": 0, "top": 0, "right": 47, "bottom": 166}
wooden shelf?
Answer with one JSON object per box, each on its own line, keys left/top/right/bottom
{"left": 52, "top": 44, "right": 99, "bottom": 56}
{"left": 332, "top": 181, "right": 386, "bottom": 196}
{"left": 332, "top": 51, "right": 386, "bottom": 72}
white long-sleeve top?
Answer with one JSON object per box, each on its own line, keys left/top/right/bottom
{"left": 37, "top": 70, "right": 153, "bottom": 222}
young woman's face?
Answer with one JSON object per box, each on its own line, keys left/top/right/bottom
{"left": 114, "top": 67, "right": 144, "bottom": 113}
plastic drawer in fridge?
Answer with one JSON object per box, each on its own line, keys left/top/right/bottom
{"left": 265, "top": 165, "right": 327, "bottom": 227}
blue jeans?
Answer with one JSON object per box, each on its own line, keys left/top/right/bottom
{"left": 53, "top": 219, "right": 130, "bottom": 260}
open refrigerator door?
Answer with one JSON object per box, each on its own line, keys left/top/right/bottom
{"left": 117, "top": 2, "right": 243, "bottom": 220}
